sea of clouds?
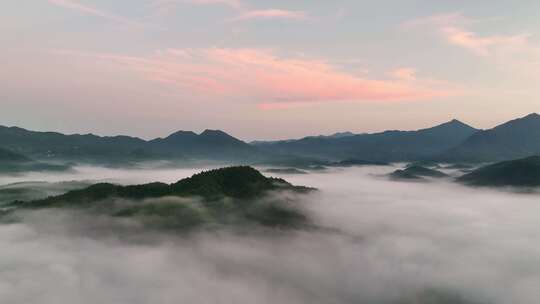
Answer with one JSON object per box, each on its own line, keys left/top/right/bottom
{"left": 1, "top": 165, "right": 540, "bottom": 304}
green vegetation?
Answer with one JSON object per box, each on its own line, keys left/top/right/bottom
{"left": 0, "top": 181, "right": 90, "bottom": 205}
{"left": 458, "top": 156, "right": 540, "bottom": 187}
{"left": 390, "top": 165, "right": 448, "bottom": 181}
{"left": 7, "top": 166, "right": 314, "bottom": 230}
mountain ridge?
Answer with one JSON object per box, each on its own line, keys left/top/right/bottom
{"left": 0, "top": 125, "right": 261, "bottom": 164}
{"left": 254, "top": 119, "right": 479, "bottom": 162}
{"left": 438, "top": 113, "right": 540, "bottom": 162}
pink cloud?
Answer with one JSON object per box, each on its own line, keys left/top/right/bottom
{"left": 390, "top": 68, "right": 417, "bottom": 82}
{"left": 48, "top": 0, "right": 143, "bottom": 27}
{"left": 54, "top": 48, "right": 454, "bottom": 109}
{"left": 441, "top": 26, "right": 531, "bottom": 56}
{"left": 233, "top": 9, "right": 307, "bottom": 21}
{"left": 154, "top": 0, "right": 243, "bottom": 9}
{"left": 405, "top": 13, "right": 536, "bottom": 58}
{"left": 188, "top": 0, "right": 242, "bottom": 8}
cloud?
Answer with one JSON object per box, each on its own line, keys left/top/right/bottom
{"left": 187, "top": 0, "right": 242, "bottom": 8}
{"left": 441, "top": 26, "right": 531, "bottom": 57}
{"left": 47, "top": 0, "right": 144, "bottom": 27}
{"left": 54, "top": 48, "right": 453, "bottom": 109}
{"left": 390, "top": 68, "right": 417, "bottom": 82}
{"left": 153, "top": 1, "right": 306, "bottom": 23}
{"left": 405, "top": 13, "right": 539, "bottom": 59}
{"left": 233, "top": 9, "right": 307, "bottom": 21}
{"left": 2, "top": 165, "right": 540, "bottom": 303}
{"left": 154, "top": 0, "right": 243, "bottom": 10}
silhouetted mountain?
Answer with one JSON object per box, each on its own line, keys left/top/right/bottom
{"left": 0, "top": 125, "right": 265, "bottom": 164}
{"left": 439, "top": 113, "right": 540, "bottom": 162}
{"left": 0, "top": 125, "right": 149, "bottom": 163}
{"left": 326, "top": 131, "right": 355, "bottom": 138}
{"left": 9, "top": 167, "right": 313, "bottom": 230}
{"left": 250, "top": 131, "right": 355, "bottom": 146}
{"left": 457, "top": 156, "right": 540, "bottom": 187}
{"left": 255, "top": 119, "right": 478, "bottom": 162}
{"left": 390, "top": 165, "right": 448, "bottom": 180}
{"left": 150, "top": 129, "right": 261, "bottom": 161}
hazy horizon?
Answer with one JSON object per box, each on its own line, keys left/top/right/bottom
{"left": 2, "top": 113, "right": 537, "bottom": 142}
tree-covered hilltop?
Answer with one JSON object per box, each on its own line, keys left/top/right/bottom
{"left": 457, "top": 156, "right": 540, "bottom": 187}
{"left": 389, "top": 165, "right": 448, "bottom": 181}
{"left": 8, "top": 166, "right": 314, "bottom": 230}
{"left": 0, "top": 181, "right": 91, "bottom": 205}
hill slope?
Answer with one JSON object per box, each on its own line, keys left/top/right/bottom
{"left": 255, "top": 119, "right": 478, "bottom": 162}
{"left": 9, "top": 167, "right": 313, "bottom": 230}
{"left": 0, "top": 148, "right": 71, "bottom": 174}
{"left": 0, "top": 148, "right": 31, "bottom": 163}
{"left": 0, "top": 126, "right": 265, "bottom": 164}
{"left": 0, "top": 126, "right": 150, "bottom": 163}
{"left": 390, "top": 165, "right": 448, "bottom": 180}
{"left": 440, "top": 113, "right": 540, "bottom": 162}
{"left": 149, "top": 129, "right": 262, "bottom": 161}
{"left": 457, "top": 156, "right": 540, "bottom": 187}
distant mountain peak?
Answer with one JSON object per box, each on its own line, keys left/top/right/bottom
{"left": 430, "top": 118, "right": 476, "bottom": 131}
{"left": 496, "top": 112, "right": 540, "bottom": 129}
{"left": 166, "top": 130, "right": 197, "bottom": 138}
{"left": 523, "top": 112, "right": 540, "bottom": 119}
{"left": 329, "top": 131, "right": 355, "bottom": 138}
{"left": 446, "top": 118, "right": 467, "bottom": 125}
{"left": 200, "top": 129, "right": 229, "bottom": 136}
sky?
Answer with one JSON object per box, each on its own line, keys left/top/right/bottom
{"left": 1, "top": 0, "right": 539, "bottom": 140}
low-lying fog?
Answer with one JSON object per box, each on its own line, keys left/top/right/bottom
{"left": 1, "top": 165, "right": 540, "bottom": 304}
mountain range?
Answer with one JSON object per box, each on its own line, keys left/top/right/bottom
{"left": 0, "top": 126, "right": 263, "bottom": 164}
{"left": 0, "top": 113, "right": 539, "bottom": 165}
{"left": 255, "top": 113, "right": 540, "bottom": 163}
{"left": 438, "top": 113, "right": 540, "bottom": 162}
{"left": 253, "top": 119, "right": 479, "bottom": 162}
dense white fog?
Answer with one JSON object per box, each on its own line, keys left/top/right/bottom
{"left": 1, "top": 165, "right": 540, "bottom": 303}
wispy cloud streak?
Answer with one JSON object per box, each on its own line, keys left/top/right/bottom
{"left": 54, "top": 48, "right": 454, "bottom": 109}
{"left": 233, "top": 9, "right": 307, "bottom": 21}
{"left": 48, "top": 0, "right": 144, "bottom": 27}
{"left": 405, "top": 13, "right": 539, "bottom": 59}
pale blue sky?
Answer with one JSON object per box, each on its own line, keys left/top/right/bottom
{"left": 1, "top": 0, "right": 539, "bottom": 140}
